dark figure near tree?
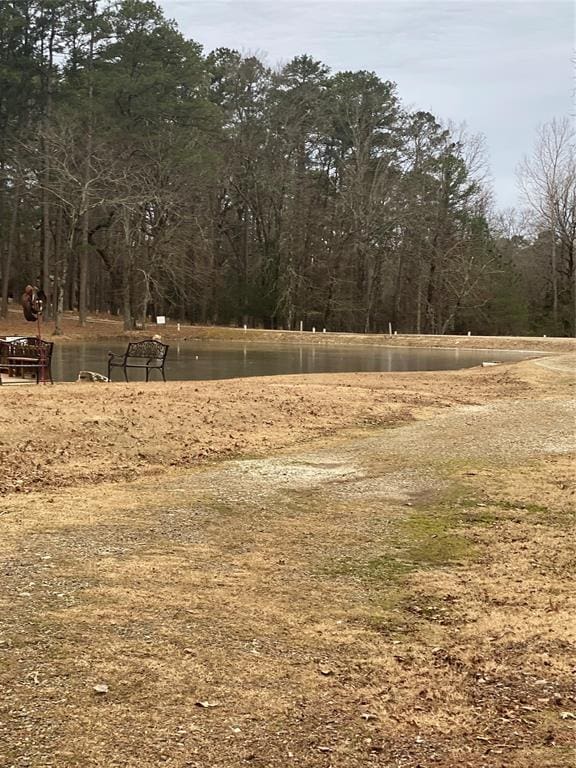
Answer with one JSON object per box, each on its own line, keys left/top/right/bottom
{"left": 21, "top": 285, "right": 46, "bottom": 322}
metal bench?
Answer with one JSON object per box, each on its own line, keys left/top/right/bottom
{"left": 0, "top": 337, "right": 54, "bottom": 384}
{"left": 107, "top": 339, "right": 169, "bottom": 382}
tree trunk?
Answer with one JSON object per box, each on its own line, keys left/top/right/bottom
{"left": 79, "top": 6, "right": 95, "bottom": 326}
{"left": 53, "top": 207, "right": 64, "bottom": 335}
{"left": 122, "top": 250, "right": 132, "bottom": 330}
{"left": 392, "top": 253, "right": 404, "bottom": 331}
{"left": 425, "top": 257, "right": 437, "bottom": 333}
{"left": 416, "top": 274, "right": 422, "bottom": 334}
{"left": 55, "top": 225, "right": 70, "bottom": 336}
{"left": 39, "top": 11, "right": 58, "bottom": 320}
{"left": 551, "top": 236, "right": 558, "bottom": 333}
{"left": 572, "top": 241, "right": 576, "bottom": 338}
{"left": 41, "top": 185, "right": 52, "bottom": 319}
{"left": 68, "top": 248, "right": 77, "bottom": 311}
{"left": 79, "top": 206, "right": 90, "bottom": 325}
{"left": 1, "top": 185, "right": 20, "bottom": 318}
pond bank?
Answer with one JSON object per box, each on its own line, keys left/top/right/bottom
{"left": 1, "top": 307, "right": 575, "bottom": 352}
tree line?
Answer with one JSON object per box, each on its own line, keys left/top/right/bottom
{"left": 1, "top": 0, "right": 574, "bottom": 335}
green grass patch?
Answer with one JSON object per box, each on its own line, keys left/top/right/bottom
{"left": 322, "top": 506, "right": 476, "bottom": 588}
{"left": 325, "top": 553, "right": 415, "bottom": 583}
{"left": 457, "top": 508, "right": 498, "bottom": 524}
{"left": 400, "top": 507, "right": 476, "bottom": 566}
{"left": 461, "top": 497, "right": 549, "bottom": 514}
{"left": 407, "top": 531, "right": 473, "bottom": 565}
{"left": 455, "top": 495, "right": 572, "bottom": 527}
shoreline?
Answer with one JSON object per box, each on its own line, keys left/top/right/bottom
{"left": 1, "top": 308, "right": 574, "bottom": 353}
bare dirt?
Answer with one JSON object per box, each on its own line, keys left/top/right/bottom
{"left": 0, "top": 353, "right": 574, "bottom": 768}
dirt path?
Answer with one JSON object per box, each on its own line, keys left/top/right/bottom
{"left": 534, "top": 355, "right": 576, "bottom": 374}
{"left": 0, "top": 357, "right": 575, "bottom": 767}
{"left": 0, "top": 356, "right": 569, "bottom": 497}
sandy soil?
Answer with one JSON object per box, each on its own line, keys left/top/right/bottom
{"left": 0, "top": 353, "right": 574, "bottom": 768}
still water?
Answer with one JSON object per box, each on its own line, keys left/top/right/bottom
{"left": 50, "top": 340, "right": 537, "bottom": 382}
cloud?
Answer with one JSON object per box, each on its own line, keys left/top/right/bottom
{"left": 160, "top": 0, "right": 574, "bottom": 208}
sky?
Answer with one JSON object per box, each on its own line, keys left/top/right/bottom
{"left": 159, "top": 0, "right": 574, "bottom": 210}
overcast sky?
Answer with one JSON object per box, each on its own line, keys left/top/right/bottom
{"left": 160, "top": 0, "right": 574, "bottom": 210}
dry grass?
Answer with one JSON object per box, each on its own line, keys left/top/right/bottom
{"left": 0, "top": 356, "right": 574, "bottom": 767}
{"left": 0, "top": 358, "right": 563, "bottom": 496}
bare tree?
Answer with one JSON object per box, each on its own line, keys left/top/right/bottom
{"left": 518, "top": 117, "right": 576, "bottom": 334}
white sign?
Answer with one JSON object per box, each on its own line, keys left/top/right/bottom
{"left": 156, "top": 316, "right": 166, "bottom": 325}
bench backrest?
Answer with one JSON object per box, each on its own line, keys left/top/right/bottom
{"left": 126, "top": 339, "right": 169, "bottom": 361}
{"left": 3, "top": 337, "right": 53, "bottom": 360}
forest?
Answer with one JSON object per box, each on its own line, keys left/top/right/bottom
{"left": 0, "top": 0, "right": 574, "bottom": 336}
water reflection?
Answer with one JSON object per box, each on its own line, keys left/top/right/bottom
{"left": 49, "top": 340, "right": 536, "bottom": 383}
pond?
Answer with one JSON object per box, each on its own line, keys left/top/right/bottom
{"left": 50, "top": 340, "right": 538, "bottom": 382}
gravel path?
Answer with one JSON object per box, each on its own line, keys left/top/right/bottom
{"left": 534, "top": 355, "right": 576, "bottom": 374}
{"left": 166, "top": 395, "right": 576, "bottom": 509}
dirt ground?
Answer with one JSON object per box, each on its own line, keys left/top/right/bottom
{"left": 0, "top": 359, "right": 564, "bottom": 496}
{"left": 0, "top": 351, "right": 575, "bottom": 767}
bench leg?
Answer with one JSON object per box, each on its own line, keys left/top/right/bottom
{"left": 123, "top": 366, "right": 129, "bottom": 383}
